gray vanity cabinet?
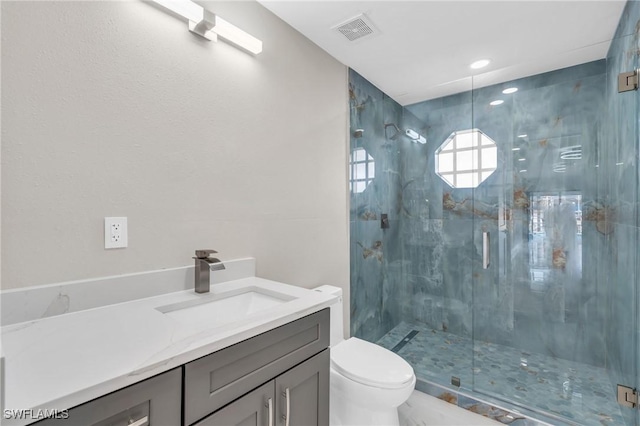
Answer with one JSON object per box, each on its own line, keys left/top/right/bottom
{"left": 34, "top": 368, "right": 181, "bottom": 426}
{"left": 194, "top": 349, "right": 329, "bottom": 426}
{"left": 185, "top": 309, "right": 330, "bottom": 426}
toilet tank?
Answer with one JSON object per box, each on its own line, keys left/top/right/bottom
{"left": 313, "top": 285, "right": 344, "bottom": 347}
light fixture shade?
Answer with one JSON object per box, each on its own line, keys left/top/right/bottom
{"left": 152, "top": 0, "right": 203, "bottom": 24}
{"left": 150, "top": 0, "right": 263, "bottom": 54}
{"left": 213, "top": 16, "right": 263, "bottom": 54}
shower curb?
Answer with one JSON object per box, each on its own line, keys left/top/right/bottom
{"left": 415, "top": 378, "right": 580, "bottom": 426}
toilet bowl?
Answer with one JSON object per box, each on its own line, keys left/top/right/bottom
{"left": 314, "top": 285, "right": 416, "bottom": 426}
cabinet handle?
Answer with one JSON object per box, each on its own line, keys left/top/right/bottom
{"left": 267, "top": 397, "right": 273, "bottom": 426}
{"left": 127, "top": 416, "right": 148, "bottom": 426}
{"left": 285, "top": 388, "right": 290, "bottom": 426}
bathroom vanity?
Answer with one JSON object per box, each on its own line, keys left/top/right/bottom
{"left": 0, "top": 263, "right": 335, "bottom": 426}
{"left": 34, "top": 309, "right": 329, "bottom": 426}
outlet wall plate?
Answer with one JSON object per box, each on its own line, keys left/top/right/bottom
{"left": 104, "top": 217, "right": 128, "bottom": 249}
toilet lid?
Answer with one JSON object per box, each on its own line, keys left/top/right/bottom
{"left": 331, "top": 337, "right": 415, "bottom": 389}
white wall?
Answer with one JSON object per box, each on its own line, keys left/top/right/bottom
{"left": 1, "top": 1, "right": 349, "bottom": 328}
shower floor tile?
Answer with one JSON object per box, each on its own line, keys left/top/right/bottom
{"left": 377, "top": 322, "right": 627, "bottom": 426}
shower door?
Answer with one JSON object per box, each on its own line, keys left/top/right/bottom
{"left": 469, "top": 31, "right": 639, "bottom": 425}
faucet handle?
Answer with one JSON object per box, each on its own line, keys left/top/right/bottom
{"left": 195, "top": 249, "right": 218, "bottom": 259}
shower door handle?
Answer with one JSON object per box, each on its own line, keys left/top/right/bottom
{"left": 483, "top": 232, "right": 490, "bottom": 269}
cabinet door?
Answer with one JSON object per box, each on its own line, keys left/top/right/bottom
{"left": 276, "top": 350, "right": 329, "bottom": 426}
{"left": 194, "top": 381, "right": 275, "bottom": 426}
{"left": 184, "top": 309, "right": 329, "bottom": 425}
{"left": 34, "top": 368, "right": 181, "bottom": 426}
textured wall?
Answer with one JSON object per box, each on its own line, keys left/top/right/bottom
{"left": 1, "top": 0, "right": 350, "bottom": 328}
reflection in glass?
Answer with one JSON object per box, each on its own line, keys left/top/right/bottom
{"left": 528, "top": 193, "right": 582, "bottom": 293}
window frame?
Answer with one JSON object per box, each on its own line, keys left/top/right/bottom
{"left": 435, "top": 128, "right": 497, "bottom": 188}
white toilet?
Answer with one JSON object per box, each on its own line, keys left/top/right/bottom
{"left": 314, "top": 285, "right": 416, "bottom": 426}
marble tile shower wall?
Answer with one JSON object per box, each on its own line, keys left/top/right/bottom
{"left": 350, "top": 59, "right": 616, "bottom": 368}
{"left": 405, "top": 62, "right": 608, "bottom": 367}
{"left": 349, "top": 70, "right": 405, "bottom": 342}
{"left": 603, "top": 1, "right": 640, "bottom": 425}
{"left": 354, "top": 62, "right": 637, "bottom": 361}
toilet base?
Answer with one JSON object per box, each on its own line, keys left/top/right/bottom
{"left": 330, "top": 394, "right": 399, "bottom": 426}
{"left": 329, "top": 367, "right": 415, "bottom": 426}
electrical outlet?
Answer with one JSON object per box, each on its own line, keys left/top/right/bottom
{"left": 104, "top": 217, "right": 128, "bottom": 249}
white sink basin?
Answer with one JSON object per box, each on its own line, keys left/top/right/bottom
{"left": 156, "top": 287, "right": 294, "bottom": 328}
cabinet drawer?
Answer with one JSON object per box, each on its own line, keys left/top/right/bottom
{"left": 35, "top": 368, "right": 181, "bottom": 426}
{"left": 184, "top": 309, "right": 329, "bottom": 425}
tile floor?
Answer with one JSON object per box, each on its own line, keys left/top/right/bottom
{"left": 399, "top": 391, "right": 501, "bottom": 426}
{"left": 379, "top": 322, "right": 626, "bottom": 426}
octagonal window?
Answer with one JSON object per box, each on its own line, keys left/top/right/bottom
{"left": 435, "top": 129, "right": 497, "bottom": 188}
{"left": 350, "top": 148, "right": 375, "bottom": 193}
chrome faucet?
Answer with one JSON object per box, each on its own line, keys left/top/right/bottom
{"left": 193, "top": 249, "right": 226, "bottom": 293}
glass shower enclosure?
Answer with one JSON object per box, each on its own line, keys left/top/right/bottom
{"left": 349, "top": 13, "right": 639, "bottom": 426}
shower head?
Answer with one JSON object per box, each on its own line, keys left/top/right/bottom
{"left": 385, "top": 123, "right": 427, "bottom": 144}
{"left": 384, "top": 123, "right": 401, "bottom": 140}
{"left": 353, "top": 129, "right": 364, "bottom": 138}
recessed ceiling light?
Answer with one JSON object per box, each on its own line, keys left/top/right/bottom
{"left": 490, "top": 100, "right": 504, "bottom": 106}
{"left": 517, "top": 134, "right": 528, "bottom": 138}
{"left": 502, "top": 87, "right": 518, "bottom": 94}
{"left": 470, "top": 59, "right": 491, "bottom": 69}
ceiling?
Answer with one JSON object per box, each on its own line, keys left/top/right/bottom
{"left": 257, "top": 1, "right": 627, "bottom": 105}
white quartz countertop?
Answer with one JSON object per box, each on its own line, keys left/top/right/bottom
{"left": 1, "top": 277, "right": 336, "bottom": 425}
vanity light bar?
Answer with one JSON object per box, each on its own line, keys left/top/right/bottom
{"left": 151, "top": 0, "right": 263, "bottom": 54}
{"left": 153, "top": 0, "right": 203, "bottom": 23}
{"left": 213, "top": 16, "right": 263, "bottom": 55}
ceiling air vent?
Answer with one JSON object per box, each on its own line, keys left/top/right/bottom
{"left": 333, "top": 14, "right": 377, "bottom": 42}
